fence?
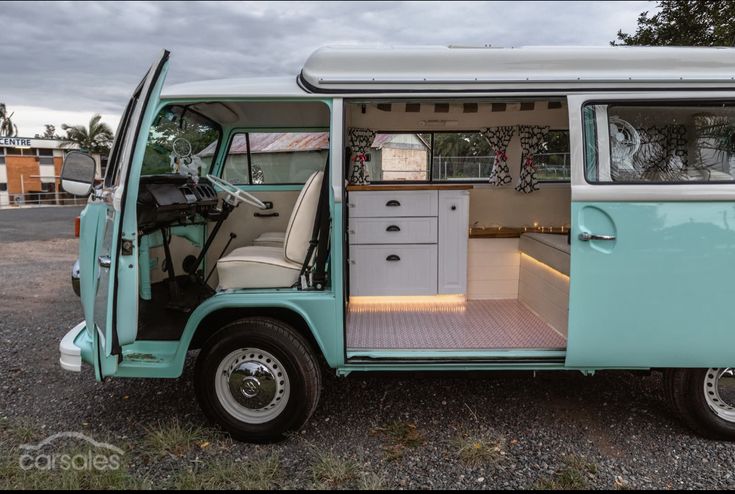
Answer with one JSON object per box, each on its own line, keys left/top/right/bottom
{"left": 1, "top": 191, "right": 87, "bottom": 209}
{"left": 432, "top": 153, "right": 571, "bottom": 181}
{"left": 0, "top": 174, "right": 87, "bottom": 209}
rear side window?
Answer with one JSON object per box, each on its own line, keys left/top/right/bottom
{"left": 584, "top": 102, "right": 735, "bottom": 183}
{"left": 222, "top": 131, "right": 328, "bottom": 185}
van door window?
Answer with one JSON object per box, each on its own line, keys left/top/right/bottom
{"left": 584, "top": 102, "right": 735, "bottom": 183}
{"left": 221, "top": 131, "right": 329, "bottom": 184}
{"left": 141, "top": 105, "right": 221, "bottom": 178}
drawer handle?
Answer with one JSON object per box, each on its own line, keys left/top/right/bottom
{"left": 386, "top": 200, "right": 401, "bottom": 207}
{"left": 386, "top": 225, "right": 401, "bottom": 232}
{"left": 386, "top": 254, "right": 401, "bottom": 262}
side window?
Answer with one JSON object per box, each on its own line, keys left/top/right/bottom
{"left": 141, "top": 106, "right": 221, "bottom": 177}
{"left": 584, "top": 102, "right": 735, "bottom": 183}
{"left": 223, "top": 131, "right": 329, "bottom": 185}
{"left": 536, "top": 130, "right": 570, "bottom": 181}
{"left": 365, "top": 131, "right": 570, "bottom": 183}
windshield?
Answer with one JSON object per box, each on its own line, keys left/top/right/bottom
{"left": 141, "top": 105, "right": 221, "bottom": 177}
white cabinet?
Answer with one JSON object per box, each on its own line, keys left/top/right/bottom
{"left": 438, "top": 190, "right": 469, "bottom": 294}
{"left": 349, "top": 244, "right": 438, "bottom": 295}
{"left": 348, "top": 190, "right": 438, "bottom": 217}
{"left": 348, "top": 188, "right": 469, "bottom": 297}
{"left": 349, "top": 217, "right": 437, "bottom": 245}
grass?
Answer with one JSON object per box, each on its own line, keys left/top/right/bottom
{"left": 310, "top": 451, "right": 358, "bottom": 489}
{"left": 142, "top": 418, "right": 212, "bottom": 458}
{"left": 175, "top": 453, "right": 281, "bottom": 490}
{"left": 454, "top": 432, "right": 507, "bottom": 467}
{"left": 533, "top": 455, "right": 599, "bottom": 490}
{"left": 372, "top": 420, "right": 424, "bottom": 461}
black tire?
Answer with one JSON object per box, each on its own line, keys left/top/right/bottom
{"left": 663, "top": 368, "right": 735, "bottom": 441}
{"left": 194, "top": 317, "right": 322, "bottom": 443}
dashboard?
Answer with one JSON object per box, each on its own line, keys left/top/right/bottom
{"left": 137, "top": 175, "right": 219, "bottom": 233}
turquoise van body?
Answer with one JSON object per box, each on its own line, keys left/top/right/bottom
{"left": 58, "top": 46, "right": 735, "bottom": 442}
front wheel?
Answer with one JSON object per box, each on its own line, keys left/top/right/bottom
{"left": 664, "top": 368, "right": 735, "bottom": 441}
{"left": 194, "top": 317, "right": 322, "bottom": 443}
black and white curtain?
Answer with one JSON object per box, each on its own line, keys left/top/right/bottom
{"left": 347, "top": 128, "right": 376, "bottom": 185}
{"left": 516, "top": 125, "right": 550, "bottom": 193}
{"left": 481, "top": 126, "right": 515, "bottom": 186}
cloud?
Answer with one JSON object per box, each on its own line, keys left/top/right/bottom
{"left": 0, "top": 1, "right": 649, "bottom": 136}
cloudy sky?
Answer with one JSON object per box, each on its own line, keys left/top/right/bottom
{"left": 1, "top": 1, "right": 652, "bottom": 136}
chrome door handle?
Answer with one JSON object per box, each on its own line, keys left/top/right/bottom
{"left": 98, "top": 255, "right": 111, "bottom": 269}
{"left": 578, "top": 232, "right": 616, "bottom": 242}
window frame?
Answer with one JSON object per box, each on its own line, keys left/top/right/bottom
{"left": 582, "top": 99, "right": 735, "bottom": 186}
{"left": 140, "top": 103, "right": 224, "bottom": 179}
{"left": 220, "top": 127, "right": 330, "bottom": 186}
{"left": 364, "top": 129, "right": 571, "bottom": 184}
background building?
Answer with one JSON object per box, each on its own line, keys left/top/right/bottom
{"left": 0, "top": 137, "right": 103, "bottom": 207}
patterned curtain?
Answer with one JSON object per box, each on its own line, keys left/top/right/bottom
{"left": 481, "top": 126, "right": 515, "bottom": 186}
{"left": 347, "top": 128, "right": 377, "bottom": 185}
{"left": 516, "top": 125, "right": 550, "bottom": 194}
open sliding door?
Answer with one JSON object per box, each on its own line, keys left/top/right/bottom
{"left": 567, "top": 92, "right": 735, "bottom": 369}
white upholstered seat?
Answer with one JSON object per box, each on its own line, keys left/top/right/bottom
{"left": 216, "top": 170, "right": 324, "bottom": 289}
{"left": 252, "top": 231, "right": 286, "bottom": 247}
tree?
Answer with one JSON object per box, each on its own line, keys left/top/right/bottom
{"left": 35, "top": 124, "right": 59, "bottom": 139}
{"left": 613, "top": 0, "right": 735, "bottom": 46}
{"left": 0, "top": 103, "right": 18, "bottom": 137}
{"left": 61, "top": 114, "right": 114, "bottom": 155}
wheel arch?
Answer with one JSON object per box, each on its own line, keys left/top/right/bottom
{"left": 172, "top": 295, "right": 336, "bottom": 376}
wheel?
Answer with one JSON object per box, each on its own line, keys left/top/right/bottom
{"left": 194, "top": 317, "right": 322, "bottom": 443}
{"left": 664, "top": 368, "right": 735, "bottom": 440}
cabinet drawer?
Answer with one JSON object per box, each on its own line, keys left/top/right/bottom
{"left": 349, "top": 244, "right": 438, "bottom": 296}
{"left": 349, "top": 217, "right": 437, "bottom": 245}
{"left": 348, "top": 190, "right": 438, "bottom": 218}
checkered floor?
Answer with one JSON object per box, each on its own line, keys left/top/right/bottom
{"left": 346, "top": 299, "right": 566, "bottom": 350}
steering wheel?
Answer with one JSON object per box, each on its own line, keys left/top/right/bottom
{"left": 206, "top": 174, "right": 267, "bottom": 209}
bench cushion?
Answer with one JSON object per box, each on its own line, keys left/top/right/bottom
{"left": 519, "top": 233, "right": 570, "bottom": 276}
{"left": 217, "top": 246, "right": 301, "bottom": 289}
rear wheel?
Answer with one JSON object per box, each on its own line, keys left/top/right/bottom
{"left": 664, "top": 368, "right": 735, "bottom": 440}
{"left": 194, "top": 317, "right": 322, "bottom": 443}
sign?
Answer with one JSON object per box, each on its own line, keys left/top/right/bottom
{"left": 0, "top": 137, "right": 32, "bottom": 148}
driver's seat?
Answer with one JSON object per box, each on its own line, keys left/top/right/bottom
{"left": 216, "top": 171, "right": 323, "bottom": 290}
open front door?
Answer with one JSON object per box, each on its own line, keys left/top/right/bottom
{"left": 566, "top": 93, "right": 735, "bottom": 369}
{"left": 80, "top": 50, "right": 170, "bottom": 378}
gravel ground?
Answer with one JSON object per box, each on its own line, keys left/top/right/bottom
{"left": 1, "top": 209, "right": 734, "bottom": 489}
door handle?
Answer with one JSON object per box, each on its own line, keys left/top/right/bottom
{"left": 98, "top": 255, "right": 111, "bottom": 269}
{"left": 578, "top": 232, "right": 616, "bottom": 242}
{"left": 254, "top": 212, "right": 279, "bottom": 218}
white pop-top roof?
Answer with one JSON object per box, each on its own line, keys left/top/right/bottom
{"left": 163, "top": 45, "right": 735, "bottom": 99}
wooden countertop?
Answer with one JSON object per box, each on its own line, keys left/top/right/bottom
{"left": 469, "top": 227, "right": 569, "bottom": 239}
{"left": 347, "top": 184, "right": 474, "bottom": 191}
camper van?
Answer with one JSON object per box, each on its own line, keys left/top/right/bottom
{"left": 59, "top": 46, "right": 735, "bottom": 442}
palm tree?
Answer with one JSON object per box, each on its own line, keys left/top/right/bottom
{"left": 61, "top": 114, "right": 114, "bottom": 155}
{"left": 0, "top": 103, "right": 18, "bottom": 137}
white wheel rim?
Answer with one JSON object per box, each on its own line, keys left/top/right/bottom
{"left": 704, "top": 368, "right": 735, "bottom": 422}
{"left": 215, "top": 348, "right": 290, "bottom": 424}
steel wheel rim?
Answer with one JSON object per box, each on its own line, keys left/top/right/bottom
{"left": 704, "top": 368, "right": 735, "bottom": 422}
{"left": 215, "top": 348, "right": 290, "bottom": 424}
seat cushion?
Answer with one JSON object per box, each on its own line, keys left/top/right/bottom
{"left": 519, "top": 233, "right": 570, "bottom": 275}
{"left": 253, "top": 231, "right": 286, "bottom": 247}
{"left": 217, "top": 246, "right": 301, "bottom": 289}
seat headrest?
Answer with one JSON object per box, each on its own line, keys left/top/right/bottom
{"left": 283, "top": 170, "right": 324, "bottom": 264}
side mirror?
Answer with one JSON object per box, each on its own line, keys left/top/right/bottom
{"left": 61, "top": 151, "right": 97, "bottom": 197}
